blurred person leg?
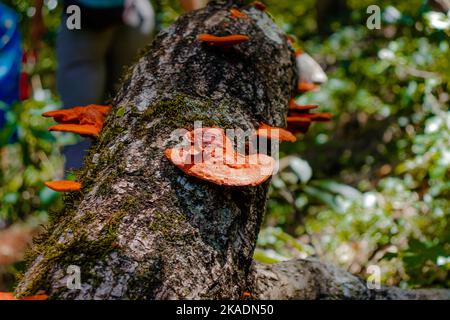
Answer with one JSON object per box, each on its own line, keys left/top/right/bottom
{"left": 106, "top": 0, "right": 155, "bottom": 93}
{"left": 107, "top": 23, "right": 154, "bottom": 94}
{"left": 56, "top": 16, "right": 114, "bottom": 171}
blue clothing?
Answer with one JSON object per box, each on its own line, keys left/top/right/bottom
{"left": 0, "top": 3, "right": 20, "bottom": 106}
{"left": 0, "top": 3, "right": 21, "bottom": 130}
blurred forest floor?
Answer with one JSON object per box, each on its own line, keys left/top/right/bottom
{"left": 0, "top": 0, "right": 449, "bottom": 291}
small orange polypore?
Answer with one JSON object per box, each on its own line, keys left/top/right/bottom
{"left": 42, "top": 108, "right": 80, "bottom": 124}
{"left": 0, "top": 292, "right": 48, "bottom": 300}
{"left": 256, "top": 123, "right": 297, "bottom": 142}
{"left": 45, "top": 180, "right": 82, "bottom": 192}
{"left": 230, "top": 8, "right": 248, "bottom": 19}
{"left": 197, "top": 34, "right": 249, "bottom": 47}
{"left": 48, "top": 124, "right": 101, "bottom": 136}
{"left": 44, "top": 104, "right": 111, "bottom": 137}
{"left": 251, "top": 1, "right": 267, "bottom": 11}
{"left": 291, "top": 112, "right": 333, "bottom": 122}
{"left": 297, "top": 81, "right": 319, "bottom": 93}
{"left": 309, "top": 112, "right": 333, "bottom": 121}
{"left": 287, "top": 117, "right": 312, "bottom": 135}
{"left": 288, "top": 99, "right": 319, "bottom": 112}
{"left": 43, "top": 104, "right": 111, "bottom": 124}
{"left": 287, "top": 116, "right": 314, "bottom": 123}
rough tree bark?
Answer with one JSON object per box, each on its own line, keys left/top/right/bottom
{"left": 15, "top": 0, "right": 449, "bottom": 300}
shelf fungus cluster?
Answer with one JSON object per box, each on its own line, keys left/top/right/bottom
{"left": 287, "top": 99, "right": 332, "bottom": 135}
{"left": 288, "top": 42, "right": 331, "bottom": 134}
{"left": 165, "top": 128, "right": 275, "bottom": 187}
{"left": 44, "top": 181, "right": 82, "bottom": 192}
{"left": 42, "top": 104, "right": 111, "bottom": 193}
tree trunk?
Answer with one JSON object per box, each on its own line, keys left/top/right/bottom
{"left": 16, "top": 0, "right": 296, "bottom": 299}
{"left": 15, "top": 0, "right": 450, "bottom": 300}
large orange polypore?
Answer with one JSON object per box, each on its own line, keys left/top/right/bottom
{"left": 197, "top": 34, "right": 249, "bottom": 47}
{"left": 256, "top": 123, "right": 297, "bottom": 142}
{"left": 45, "top": 180, "right": 82, "bottom": 192}
{"left": 165, "top": 127, "right": 275, "bottom": 187}
{"left": 0, "top": 292, "right": 48, "bottom": 300}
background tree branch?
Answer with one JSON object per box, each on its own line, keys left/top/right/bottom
{"left": 253, "top": 259, "right": 450, "bottom": 300}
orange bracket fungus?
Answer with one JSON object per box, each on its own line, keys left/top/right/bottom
{"left": 297, "top": 81, "right": 320, "bottom": 93}
{"left": 43, "top": 104, "right": 111, "bottom": 137}
{"left": 251, "top": 1, "right": 267, "bottom": 11}
{"left": 300, "top": 112, "right": 333, "bottom": 122}
{"left": 287, "top": 117, "right": 312, "bottom": 135}
{"left": 165, "top": 128, "right": 275, "bottom": 187}
{"left": 42, "top": 104, "right": 111, "bottom": 124}
{"left": 288, "top": 100, "right": 333, "bottom": 121}
{"left": 0, "top": 292, "right": 48, "bottom": 300}
{"left": 230, "top": 8, "right": 248, "bottom": 19}
{"left": 197, "top": 34, "right": 249, "bottom": 48}
{"left": 288, "top": 99, "right": 319, "bottom": 113}
{"left": 256, "top": 123, "right": 297, "bottom": 142}
{"left": 287, "top": 99, "right": 332, "bottom": 134}
{"left": 45, "top": 180, "right": 82, "bottom": 192}
{"left": 48, "top": 124, "right": 101, "bottom": 136}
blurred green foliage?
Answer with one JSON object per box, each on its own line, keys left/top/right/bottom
{"left": 1, "top": 1, "right": 71, "bottom": 227}
{"left": 0, "top": 97, "right": 66, "bottom": 226}
{"left": 1, "top": 0, "right": 448, "bottom": 288}
{"left": 257, "top": 0, "right": 449, "bottom": 288}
